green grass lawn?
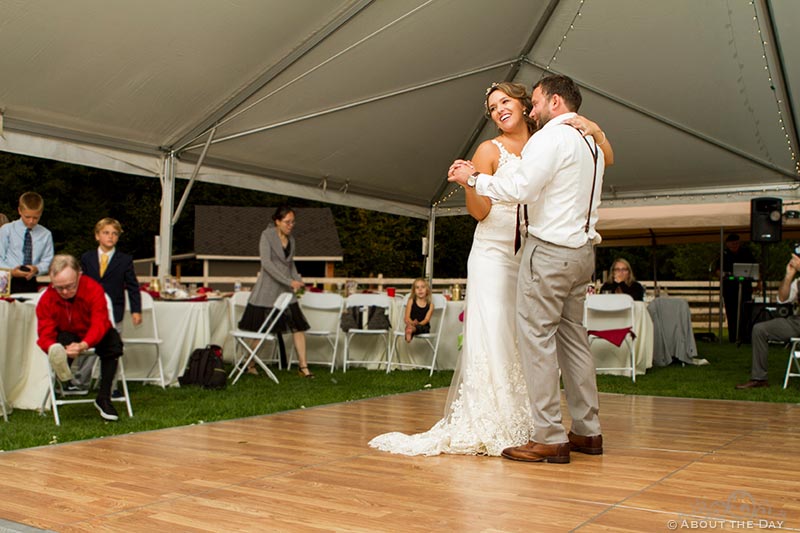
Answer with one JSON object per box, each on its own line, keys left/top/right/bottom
{"left": 597, "top": 337, "right": 800, "bottom": 402}
{"left": 2, "top": 338, "right": 798, "bottom": 453}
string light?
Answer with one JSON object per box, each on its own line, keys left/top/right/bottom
{"left": 750, "top": 1, "right": 799, "bottom": 175}
{"left": 435, "top": 1, "right": 590, "bottom": 209}
{"left": 545, "top": 0, "right": 586, "bottom": 72}
{"left": 726, "top": 5, "right": 771, "bottom": 162}
{"left": 432, "top": 183, "right": 462, "bottom": 209}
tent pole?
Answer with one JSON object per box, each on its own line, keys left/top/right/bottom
{"left": 157, "top": 153, "right": 176, "bottom": 282}
{"left": 718, "top": 228, "right": 724, "bottom": 343}
{"left": 649, "top": 229, "right": 659, "bottom": 297}
{"left": 172, "top": 127, "right": 215, "bottom": 225}
{"left": 425, "top": 207, "right": 436, "bottom": 283}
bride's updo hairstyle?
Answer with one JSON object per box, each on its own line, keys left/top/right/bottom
{"left": 484, "top": 81, "right": 536, "bottom": 134}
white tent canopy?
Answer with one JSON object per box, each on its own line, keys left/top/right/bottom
{"left": 2, "top": 0, "right": 799, "bottom": 275}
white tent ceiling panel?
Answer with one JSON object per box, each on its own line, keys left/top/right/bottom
{"left": 1, "top": 0, "right": 361, "bottom": 146}
{"left": 201, "top": 0, "right": 543, "bottom": 143}
{"left": 197, "top": 71, "right": 507, "bottom": 207}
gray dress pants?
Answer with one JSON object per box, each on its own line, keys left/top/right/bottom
{"left": 516, "top": 236, "right": 601, "bottom": 444}
{"left": 750, "top": 315, "right": 800, "bottom": 380}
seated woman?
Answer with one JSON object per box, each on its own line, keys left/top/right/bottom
{"left": 600, "top": 258, "right": 645, "bottom": 301}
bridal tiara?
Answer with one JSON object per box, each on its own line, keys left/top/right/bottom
{"left": 485, "top": 82, "right": 501, "bottom": 96}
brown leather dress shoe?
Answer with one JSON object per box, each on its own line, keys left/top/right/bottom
{"left": 735, "top": 379, "right": 769, "bottom": 389}
{"left": 501, "top": 441, "right": 570, "bottom": 463}
{"left": 568, "top": 431, "right": 603, "bottom": 455}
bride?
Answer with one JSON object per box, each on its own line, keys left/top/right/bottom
{"left": 369, "top": 82, "right": 614, "bottom": 456}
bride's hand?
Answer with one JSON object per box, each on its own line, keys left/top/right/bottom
{"left": 563, "top": 115, "right": 600, "bottom": 137}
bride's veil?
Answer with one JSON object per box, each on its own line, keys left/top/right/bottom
{"left": 443, "top": 297, "right": 467, "bottom": 418}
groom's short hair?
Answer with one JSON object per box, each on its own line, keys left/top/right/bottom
{"left": 533, "top": 75, "right": 582, "bottom": 112}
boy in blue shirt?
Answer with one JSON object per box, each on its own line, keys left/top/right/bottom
{"left": 0, "top": 192, "right": 54, "bottom": 293}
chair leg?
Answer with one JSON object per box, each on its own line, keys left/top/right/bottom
{"left": 230, "top": 350, "right": 255, "bottom": 385}
{"left": 253, "top": 351, "right": 280, "bottom": 384}
{"left": 331, "top": 335, "right": 339, "bottom": 373}
{"left": 343, "top": 335, "right": 350, "bottom": 373}
{"left": 386, "top": 336, "right": 396, "bottom": 374}
{"left": 784, "top": 342, "right": 800, "bottom": 389}
{"left": 783, "top": 352, "right": 792, "bottom": 389}
{"left": 428, "top": 341, "right": 437, "bottom": 377}
{"left": 116, "top": 360, "right": 133, "bottom": 418}
{"left": 44, "top": 371, "right": 61, "bottom": 426}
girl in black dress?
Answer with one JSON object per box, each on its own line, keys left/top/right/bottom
{"left": 404, "top": 278, "right": 433, "bottom": 342}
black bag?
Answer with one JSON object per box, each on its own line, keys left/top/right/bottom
{"left": 340, "top": 305, "right": 391, "bottom": 332}
{"left": 340, "top": 307, "right": 359, "bottom": 332}
{"left": 179, "top": 344, "right": 227, "bottom": 389}
{"left": 366, "top": 305, "right": 391, "bottom": 330}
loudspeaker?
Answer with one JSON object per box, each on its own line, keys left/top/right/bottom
{"left": 750, "top": 197, "right": 782, "bottom": 243}
{"left": 738, "top": 301, "right": 793, "bottom": 343}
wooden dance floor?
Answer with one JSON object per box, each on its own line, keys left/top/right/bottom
{"left": 0, "top": 389, "right": 798, "bottom": 532}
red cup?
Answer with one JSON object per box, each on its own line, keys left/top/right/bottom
{"left": 387, "top": 287, "right": 396, "bottom": 297}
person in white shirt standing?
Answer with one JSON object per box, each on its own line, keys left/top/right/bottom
{"left": 448, "top": 74, "right": 605, "bottom": 464}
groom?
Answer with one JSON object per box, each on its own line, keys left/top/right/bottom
{"left": 448, "top": 74, "right": 604, "bottom": 463}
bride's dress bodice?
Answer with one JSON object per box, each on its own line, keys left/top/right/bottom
{"left": 369, "top": 138, "right": 532, "bottom": 456}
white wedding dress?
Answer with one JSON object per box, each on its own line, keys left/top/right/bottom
{"left": 369, "top": 140, "right": 533, "bottom": 456}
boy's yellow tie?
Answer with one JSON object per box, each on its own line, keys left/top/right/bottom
{"left": 100, "top": 253, "right": 108, "bottom": 277}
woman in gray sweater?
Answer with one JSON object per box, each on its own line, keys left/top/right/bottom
{"left": 238, "top": 205, "right": 314, "bottom": 378}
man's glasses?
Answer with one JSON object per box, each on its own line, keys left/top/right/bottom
{"left": 52, "top": 280, "right": 79, "bottom": 292}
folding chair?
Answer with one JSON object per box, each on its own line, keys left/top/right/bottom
{"left": 227, "top": 290, "right": 284, "bottom": 373}
{"left": 342, "top": 293, "right": 392, "bottom": 372}
{"left": 228, "top": 291, "right": 293, "bottom": 385}
{"left": 294, "top": 292, "right": 344, "bottom": 372}
{"left": 584, "top": 293, "right": 637, "bottom": 383}
{"left": 121, "top": 291, "right": 166, "bottom": 388}
{"left": 40, "top": 294, "right": 134, "bottom": 425}
{"left": 386, "top": 293, "right": 447, "bottom": 376}
{"left": 784, "top": 337, "right": 800, "bottom": 388}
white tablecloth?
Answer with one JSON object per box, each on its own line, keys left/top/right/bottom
{"left": 1, "top": 300, "right": 49, "bottom": 411}
{"left": 1, "top": 298, "right": 232, "bottom": 411}
{"left": 591, "top": 301, "right": 654, "bottom": 376}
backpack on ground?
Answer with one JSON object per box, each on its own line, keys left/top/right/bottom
{"left": 179, "top": 344, "right": 226, "bottom": 389}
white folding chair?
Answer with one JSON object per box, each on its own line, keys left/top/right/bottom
{"left": 342, "top": 293, "right": 392, "bottom": 372}
{"left": 784, "top": 337, "right": 800, "bottom": 388}
{"left": 228, "top": 291, "right": 293, "bottom": 385}
{"left": 227, "top": 290, "right": 283, "bottom": 373}
{"left": 40, "top": 294, "right": 134, "bottom": 425}
{"left": 121, "top": 291, "right": 166, "bottom": 388}
{"left": 294, "top": 292, "right": 344, "bottom": 372}
{"left": 386, "top": 293, "right": 447, "bottom": 376}
{"left": 228, "top": 291, "right": 252, "bottom": 371}
{"left": 584, "top": 293, "right": 637, "bottom": 383}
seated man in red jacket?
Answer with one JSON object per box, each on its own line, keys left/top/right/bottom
{"left": 36, "top": 254, "right": 124, "bottom": 421}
